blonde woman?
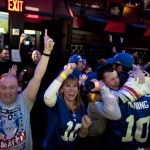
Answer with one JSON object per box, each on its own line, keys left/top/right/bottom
{"left": 42, "top": 63, "right": 91, "bottom": 150}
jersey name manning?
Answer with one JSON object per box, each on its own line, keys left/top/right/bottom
{"left": 107, "top": 94, "right": 150, "bottom": 149}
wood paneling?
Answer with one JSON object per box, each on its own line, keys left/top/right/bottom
{"left": 72, "top": 30, "right": 104, "bottom": 44}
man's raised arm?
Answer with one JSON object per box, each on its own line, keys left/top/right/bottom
{"left": 25, "top": 29, "right": 55, "bottom": 101}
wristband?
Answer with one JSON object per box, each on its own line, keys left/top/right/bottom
{"left": 60, "top": 72, "right": 67, "bottom": 80}
{"left": 91, "top": 93, "right": 95, "bottom": 101}
{"left": 42, "top": 52, "right": 50, "bottom": 57}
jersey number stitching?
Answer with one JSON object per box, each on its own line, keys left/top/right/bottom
{"left": 61, "top": 121, "right": 81, "bottom": 141}
{"left": 122, "top": 115, "right": 150, "bottom": 142}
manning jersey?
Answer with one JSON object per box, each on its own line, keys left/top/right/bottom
{"left": 107, "top": 94, "right": 150, "bottom": 150}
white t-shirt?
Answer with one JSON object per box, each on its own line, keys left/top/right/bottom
{"left": 0, "top": 90, "right": 33, "bottom": 150}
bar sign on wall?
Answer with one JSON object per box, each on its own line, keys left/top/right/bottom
{"left": 7, "top": 0, "right": 24, "bottom": 12}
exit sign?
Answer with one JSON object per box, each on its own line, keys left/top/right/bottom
{"left": 7, "top": 0, "right": 24, "bottom": 12}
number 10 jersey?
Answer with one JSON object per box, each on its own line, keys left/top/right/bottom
{"left": 107, "top": 94, "right": 150, "bottom": 150}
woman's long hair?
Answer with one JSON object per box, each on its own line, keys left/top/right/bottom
{"left": 58, "top": 74, "right": 83, "bottom": 111}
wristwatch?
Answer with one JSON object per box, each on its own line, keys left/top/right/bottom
{"left": 100, "top": 85, "right": 106, "bottom": 90}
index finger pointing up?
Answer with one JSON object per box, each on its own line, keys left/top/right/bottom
{"left": 44, "top": 29, "right": 48, "bottom": 37}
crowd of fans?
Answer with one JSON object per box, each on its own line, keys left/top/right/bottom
{"left": 0, "top": 30, "right": 150, "bottom": 150}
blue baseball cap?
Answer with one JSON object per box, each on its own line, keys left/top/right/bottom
{"left": 107, "top": 52, "right": 134, "bottom": 68}
{"left": 69, "top": 54, "right": 86, "bottom": 63}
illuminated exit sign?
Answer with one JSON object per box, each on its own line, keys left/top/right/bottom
{"left": 7, "top": 0, "right": 24, "bottom": 12}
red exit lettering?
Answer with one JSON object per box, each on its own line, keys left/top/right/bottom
{"left": 8, "top": 0, "right": 24, "bottom": 12}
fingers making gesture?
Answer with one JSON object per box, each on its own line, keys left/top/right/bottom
{"left": 20, "top": 33, "right": 27, "bottom": 43}
{"left": 8, "top": 65, "right": 17, "bottom": 76}
{"left": 44, "top": 29, "right": 55, "bottom": 52}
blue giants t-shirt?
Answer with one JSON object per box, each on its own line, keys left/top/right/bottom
{"left": 41, "top": 95, "right": 87, "bottom": 150}
{"left": 107, "top": 94, "right": 150, "bottom": 150}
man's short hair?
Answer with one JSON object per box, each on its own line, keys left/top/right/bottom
{"left": 97, "top": 64, "right": 115, "bottom": 80}
{"left": 0, "top": 73, "right": 18, "bottom": 84}
{"left": 0, "top": 46, "right": 10, "bottom": 54}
